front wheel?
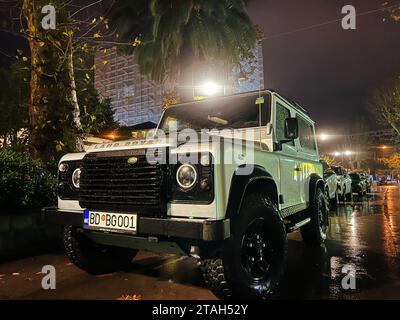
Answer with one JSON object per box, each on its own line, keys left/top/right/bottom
{"left": 64, "top": 226, "right": 138, "bottom": 275}
{"left": 201, "top": 194, "right": 287, "bottom": 300}
{"left": 300, "top": 188, "right": 328, "bottom": 246}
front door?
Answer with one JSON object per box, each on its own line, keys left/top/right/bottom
{"left": 274, "top": 100, "right": 302, "bottom": 209}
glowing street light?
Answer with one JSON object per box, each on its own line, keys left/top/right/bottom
{"left": 332, "top": 150, "right": 353, "bottom": 165}
{"left": 319, "top": 133, "right": 329, "bottom": 141}
{"left": 199, "top": 81, "right": 221, "bottom": 96}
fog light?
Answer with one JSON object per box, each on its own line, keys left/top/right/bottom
{"left": 200, "top": 178, "right": 211, "bottom": 191}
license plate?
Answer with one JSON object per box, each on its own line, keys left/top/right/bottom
{"left": 83, "top": 210, "right": 137, "bottom": 234}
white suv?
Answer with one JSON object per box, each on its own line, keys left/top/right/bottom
{"left": 43, "top": 90, "right": 327, "bottom": 299}
{"left": 332, "top": 166, "right": 353, "bottom": 202}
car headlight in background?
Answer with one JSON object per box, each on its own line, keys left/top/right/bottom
{"left": 72, "top": 168, "right": 81, "bottom": 188}
{"left": 176, "top": 164, "right": 197, "bottom": 189}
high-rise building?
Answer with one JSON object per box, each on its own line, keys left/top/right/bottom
{"left": 94, "top": 44, "right": 264, "bottom": 127}
{"left": 94, "top": 48, "right": 163, "bottom": 126}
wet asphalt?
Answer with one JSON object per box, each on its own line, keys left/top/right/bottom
{"left": 0, "top": 185, "right": 399, "bottom": 300}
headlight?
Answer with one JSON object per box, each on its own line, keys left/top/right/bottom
{"left": 72, "top": 168, "right": 81, "bottom": 188}
{"left": 176, "top": 164, "right": 197, "bottom": 189}
{"left": 59, "top": 163, "right": 69, "bottom": 172}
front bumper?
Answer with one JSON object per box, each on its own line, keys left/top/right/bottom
{"left": 42, "top": 207, "right": 230, "bottom": 241}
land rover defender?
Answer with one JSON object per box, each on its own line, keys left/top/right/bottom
{"left": 43, "top": 90, "right": 328, "bottom": 299}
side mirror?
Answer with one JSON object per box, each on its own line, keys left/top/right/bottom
{"left": 284, "top": 118, "right": 299, "bottom": 140}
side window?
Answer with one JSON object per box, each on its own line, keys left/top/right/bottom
{"left": 297, "top": 116, "right": 316, "bottom": 151}
{"left": 275, "top": 102, "right": 294, "bottom": 146}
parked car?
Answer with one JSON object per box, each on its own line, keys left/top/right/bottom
{"left": 321, "top": 160, "right": 339, "bottom": 209}
{"left": 43, "top": 90, "right": 329, "bottom": 300}
{"left": 332, "top": 165, "right": 352, "bottom": 202}
{"left": 349, "top": 172, "right": 367, "bottom": 197}
{"left": 359, "top": 172, "right": 371, "bottom": 193}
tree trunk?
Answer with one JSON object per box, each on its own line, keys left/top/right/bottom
{"left": 23, "top": 0, "right": 84, "bottom": 162}
{"left": 67, "top": 43, "right": 84, "bottom": 152}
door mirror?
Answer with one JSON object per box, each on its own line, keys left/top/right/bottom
{"left": 284, "top": 118, "right": 299, "bottom": 140}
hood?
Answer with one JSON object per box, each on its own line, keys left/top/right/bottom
{"left": 86, "top": 130, "right": 270, "bottom": 155}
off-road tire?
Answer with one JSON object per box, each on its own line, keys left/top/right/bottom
{"left": 201, "top": 258, "right": 232, "bottom": 299}
{"left": 300, "top": 188, "right": 328, "bottom": 246}
{"left": 324, "top": 189, "right": 331, "bottom": 211}
{"left": 201, "top": 194, "right": 287, "bottom": 300}
{"left": 64, "top": 226, "right": 138, "bottom": 275}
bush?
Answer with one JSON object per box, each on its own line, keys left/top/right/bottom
{"left": 0, "top": 149, "right": 57, "bottom": 214}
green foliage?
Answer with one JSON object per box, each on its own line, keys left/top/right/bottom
{"left": 0, "top": 149, "right": 57, "bottom": 214}
{"left": 73, "top": 52, "right": 117, "bottom": 135}
{"left": 0, "top": 62, "right": 30, "bottom": 149}
{"left": 110, "top": 0, "right": 257, "bottom": 84}
{"left": 79, "top": 86, "right": 116, "bottom": 135}
{"left": 22, "top": 0, "right": 85, "bottom": 163}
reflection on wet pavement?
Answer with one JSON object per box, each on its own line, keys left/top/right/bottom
{"left": 279, "top": 185, "right": 400, "bottom": 299}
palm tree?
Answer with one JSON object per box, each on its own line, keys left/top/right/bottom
{"left": 110, "top": 0, "right": 257, "bottom": 85}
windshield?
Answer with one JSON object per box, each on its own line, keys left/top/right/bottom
{"left": 158, "top": 94, "right": 271, "bottom": 134}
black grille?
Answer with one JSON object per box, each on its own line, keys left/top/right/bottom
{"left": 79, "top": 150, "right": 167, "bottom": 216}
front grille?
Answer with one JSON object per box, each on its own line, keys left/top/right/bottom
{"left": 79, "top": 149, "right": 167, "bottom": 216}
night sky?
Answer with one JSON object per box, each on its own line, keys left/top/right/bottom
{"left": 1, "top": 0, "right": 400, "bottom": 133}
{"left": 248, "top": 0, "right": 400, "bottom": 132}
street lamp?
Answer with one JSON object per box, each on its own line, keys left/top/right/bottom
{"left": 319, "top": 133, "right": 329, "bottom": 141}
{"left": 199, "top": 81, "right": 220, "bottom": 96}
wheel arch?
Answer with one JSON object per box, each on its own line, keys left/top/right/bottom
{"left": 309, "top": 173, "right": 325, "bottom": 204}
{"left": 225, "top": 165, "right": 279, "bottom": 220}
